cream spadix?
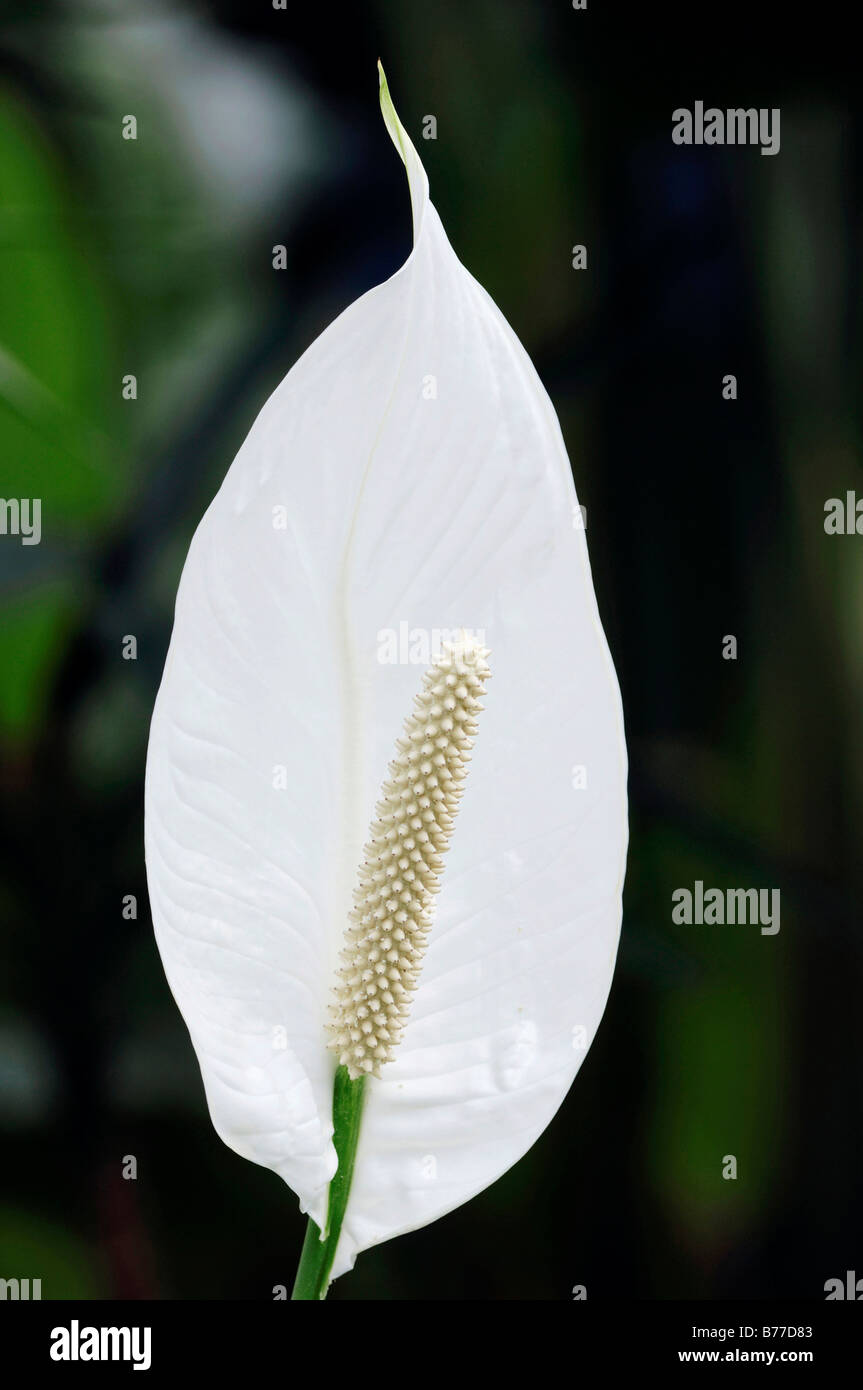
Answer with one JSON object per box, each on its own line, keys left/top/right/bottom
{"left": 329, "top": 635, "right": 491, "bottom": 1079}
{"left": 145, "top": 62, "right": 628, "bottom": 1289}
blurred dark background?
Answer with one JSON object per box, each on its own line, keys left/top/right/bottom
{"left": 1, "top": 0, "right": 860, "bottom": 1299}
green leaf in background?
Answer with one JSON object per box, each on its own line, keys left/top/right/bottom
{"left": 0, "top": 1206, "right": 103, "bottom": 1299}
{"left": 0, "top": 88, "right": 116, "bottom": 746}
{"left": 0, "top": 584, "right": 75, "bottom": 742}
{"left": 645, "top": 826, "right": 787, "bottom": 1286}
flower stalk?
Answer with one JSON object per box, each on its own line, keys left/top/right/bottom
{"left": 291, "top": 1066, "right": 366, "bottom": 1300}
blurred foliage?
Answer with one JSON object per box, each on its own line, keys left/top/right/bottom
{"left": 0, "top": 90, "right": 114, "bottom": 741}
{"left": 0, "top": 0, "right": 861, "bottom": 1299}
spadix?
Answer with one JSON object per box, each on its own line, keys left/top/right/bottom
{"left": 329, "top": 634, "right": 491, "bottom": 1079}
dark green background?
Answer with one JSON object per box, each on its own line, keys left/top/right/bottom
{"left": 1, "top": 0, "right": 860, "bottom": 1299}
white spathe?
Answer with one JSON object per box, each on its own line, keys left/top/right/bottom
{"left": 144, "top": 65, "right": 628, "bottom": 1281}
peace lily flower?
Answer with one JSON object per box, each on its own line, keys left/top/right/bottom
{"left": 144, "top": 64, "right": 628, "bottom": 1300}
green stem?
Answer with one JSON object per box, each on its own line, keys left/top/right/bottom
{"left": 291, "top": 1065, "right": 366, "bottom": 1300}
